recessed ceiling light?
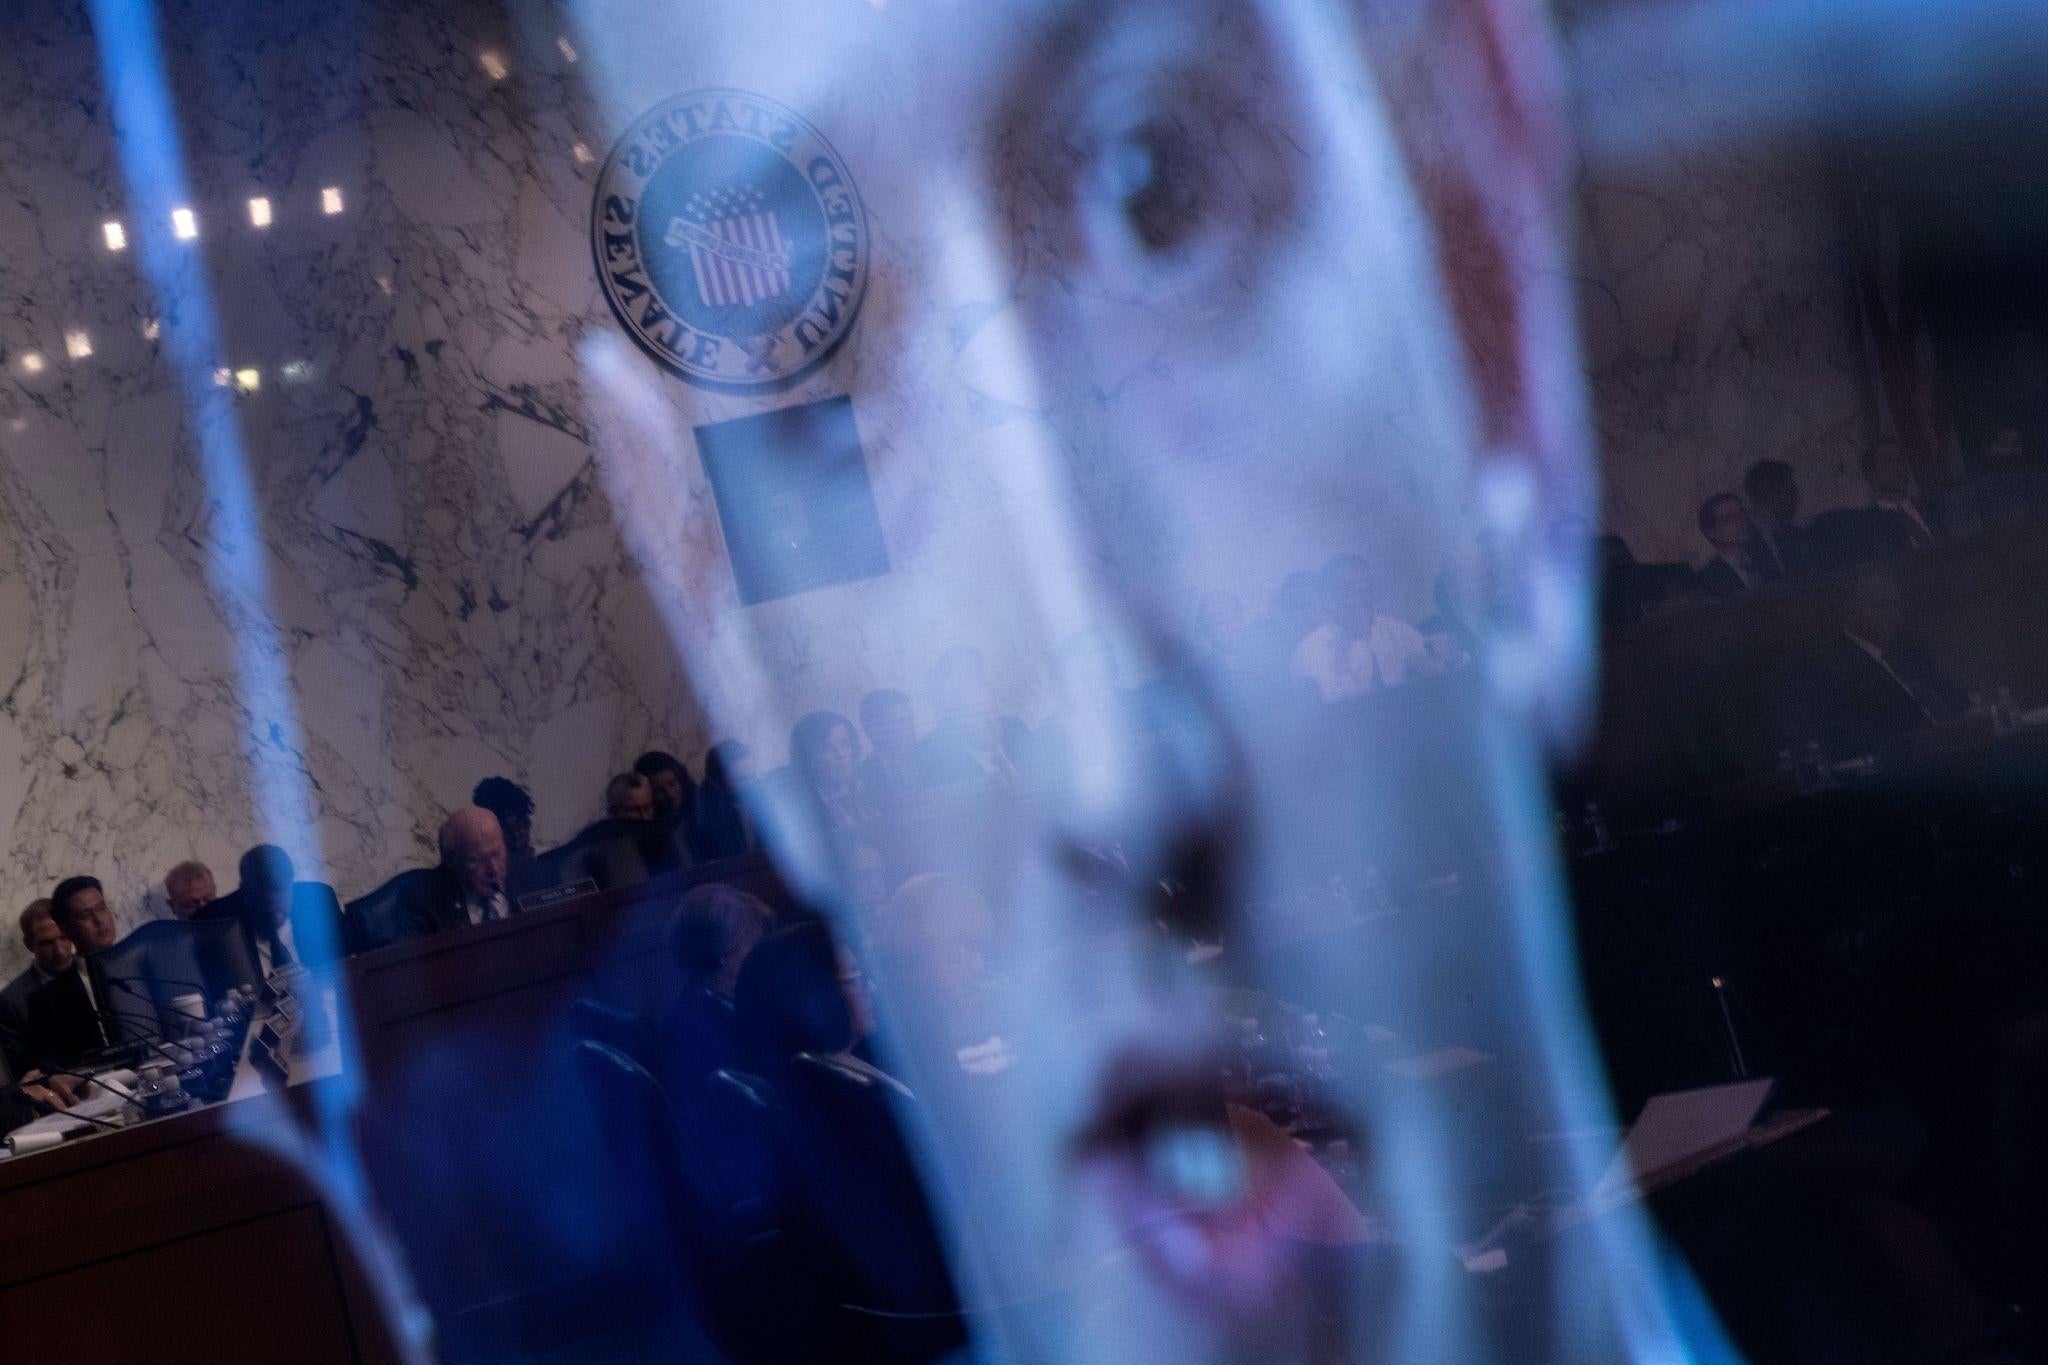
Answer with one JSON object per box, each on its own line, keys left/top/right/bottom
{"left": 102, "top": 220, "right": 127, "bottom": 251}
{"left": 213, "top": 367, "right": 232, "bottom": 387}
{"left": 141, "top": 319, "right": 160, "bottom": 341}
{"left": 64, "top": 331, "right": 91, "bottom": 360}
{"left": 321, "top": 186, "right": 344, "bottom": 215}
{"left": 572, "top": 143, "right": 594, "bottom": 165}
{"left": 19, "top": 353, "right": 44, "bottom": 375}
{"left": 248, "top": 196, "right": 272, "bottom": 228}
{"left": 555, "top": 36, "right": 578, "bottom": 63}
{"left": 171, "top": 207, "right": 198, "bottom": 240}
{"left": 234, "top": 367, "right": 261, "bottom": 392}
{"left": 480, "top": 51, "right": 509, "bottom": 81}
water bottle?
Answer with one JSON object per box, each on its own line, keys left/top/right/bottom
{"left": 132, "top": 1062, "right": 191, "bottom": 1119}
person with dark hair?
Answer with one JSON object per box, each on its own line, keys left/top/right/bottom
{"left": 1695, "top": 493, "right": 1769, "bottom": 599}
{"left": 50, "top": 876, "right": 117, "bottom": 956}
{"left": 198, "top": 844, "right": 346, "bottom": 973}
{"left": 471, "top": 776, "right": 536, "bottom": 862}
{"left": 1941, "top": 421, "right": 2048, "bottom": 538}
{"left": 692, "top": 741, "right": 759, "bottom": 863}
{"left": 633, "top": 750, "right": 697, "bottom": 822}
{"left": 1771, "top": 564, "right": 1967, "bottom": 760}
{"left": 790, "top": 710, "right": 869, "bottom": 834}
{"left": 0, "top": 900, "right": 68, "bottom": 1079}
{"left": 23, "top": 877, "right": 116, "bottom": 1070}
{"left": 1743, "top": 458, "right": 1811, "bottom": 579}
{"left": 856, "top": 689, "right": 920, "bottom": 807}
{"left": 1810, "top": 440, "right": 1940, "bottom": 568}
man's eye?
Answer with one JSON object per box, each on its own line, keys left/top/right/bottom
{"left": 1092, "top": 122, "right": 1204, "bottom": 256}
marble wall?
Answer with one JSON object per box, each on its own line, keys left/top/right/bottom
{"left": 0, "top": 0, "right": 1894, "bottom": 976}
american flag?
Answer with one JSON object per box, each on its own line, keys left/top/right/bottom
{"left": 665, "top": 185, "right": 793, "bottom": 309}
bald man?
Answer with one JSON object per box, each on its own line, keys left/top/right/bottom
{"left": 385, "top": 806, "right": 515, "bottom": 941}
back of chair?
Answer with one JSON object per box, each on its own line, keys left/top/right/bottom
{"left": 344, "top": 868, "right": 429, "bottom": 953}
{"left": 90, "top": 918, "right": 261, "bottom": 1043}
{"left": 566, "top": 997, "right": 655, "bottom": 1067}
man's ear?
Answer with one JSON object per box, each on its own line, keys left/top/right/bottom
{"left": 1385, "top": 0, "right": 1597, "bottom": 751}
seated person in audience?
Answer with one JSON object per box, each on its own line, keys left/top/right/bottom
{"left": 386, "top": 807, "right": 515, "bottom": 939}
{"left": 691, "top": 740, "right": 759, "bottom": 862}
{"left": 791, "top": 710, "right": 870, "bottom": 834}
{"left": 0, "top": 900, "right": 66, "bottom": 1079}
{"left": 23, "top": 877, "right": 119, "bottom": 1070}
{"left": 162, "top": 860, "right": 217, "bottom": 920}
{"left": 1809, "top": 440, "right": 1941, "bottom": 568}
{"left": 732, "top": 921, "right": 958, "bottom": 1315}
{"left": 605, "top": 771, "right": 656, "bottom": 821}
{"left": 1693, "top": 493, "right": 1773, "bottom": 599}
{"left": 1940, "top": 421, "right": 2048, "bottom": 538}
{"left": 915, "top": 647, "right": 1034, "bottom": 788}
{"left": 1743, "top": 458, "right": 1812, "bottom": 579}
{"left": 554, "top": 772, "right": 691, "bottom": 889}
{"left": 199, "top": 844, "right": 345, "bottom": 973}
{"left": 1772, "top": 565, "right": 1967, "bottom": 761}
{"left": 1290, "top": 553, "right": 1440, "bottom": 700}
{"left": 856, "top": 689, "right": 921, "bottom": 807}
{"left": 656, "top": 883, "right": 776, "bottom": 1091}
{"left": 633, "top": 750, "right": 697, "bottom": 823}
{"left": 471, "top": 776, "right": 536, "bottom": 863}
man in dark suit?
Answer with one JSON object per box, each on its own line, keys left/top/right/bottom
{"left": 1809, "top": 440, "right": 1941, "bottom": 569}
{"left": 1743, "top": 459, "right": 1813, "bottom": 580}
{"left": 1772, "top": 566, "right": 1966, "bottom": 760}
{"left": 199, "top": 845, "right": 346, "bottom": 973}
{"left": 0, "top": 900, "right": 70, "bottom": 1081}
{"left": 22, "top": 876, "right": 120, "bottom": 1071}
{"left": 1694, "top": 493, "right": 1776, "bottom": 599}
{"left": 391, "top": 806, "right": 515, "bottom": 941}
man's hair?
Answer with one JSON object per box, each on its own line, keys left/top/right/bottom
{"left": 633, "top": 750, "right": 692, "bottom": 787}
{"left": 604, "top": 771, "right": 652, "bottom": 816}
{"left": 238, "top": 844, "right": 293, "bottom": 887}
{"left": 50, "top": 875, "right": 102, "bottom": 922}
{"left": 1743, "top": 459, "right": 1795, "bottom": 501}
{"left": 1697, "top": 493, "right": 1744, "bottom": 535}
{"left": 18, "top": 898, "right": 54, "bottom": 940}
{"left": 858, "top": 688, "right": 912, "bottom": 732}
{"left": 163, "top": 860, "right": 211, "bottom": 893}
{"left": 472, "top": 776, "right": 533, "bottom": 820}
{"left": 668, "top": 883, "right": 775, "bottom": 981}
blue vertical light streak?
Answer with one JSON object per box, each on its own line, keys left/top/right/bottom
{"left": 86, "top": 0, "right": 366, "bottom": 1201}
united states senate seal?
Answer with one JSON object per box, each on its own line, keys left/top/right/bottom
{"left": 592, "top": 90, "right": 870, "bottom": 389}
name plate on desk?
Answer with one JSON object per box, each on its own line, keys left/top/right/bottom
{"left": 517, "top": 879, "right": 599, "bottom": 914}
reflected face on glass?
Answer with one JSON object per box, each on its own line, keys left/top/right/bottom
{"left": 578, "top": 0, "right": 1627, "bottom": 1355}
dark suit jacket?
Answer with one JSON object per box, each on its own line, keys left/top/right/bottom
{"left": 1694, "top": 557, "right": 1752, "bottom": 601}
{"left": 22, "top": 965, "right": 110, "bottom": 1072}
{"left": 1747, "top": 525, "right": 1812, "bottom": 580}
{"left": 0, "top": 966, "right": 45, "bottom": 1082}
{"left": 1808, "top": 506, "right": 1932, "bottom": 570}
{"left": 1773, "top": 631, "right": 1967, "bottom": 760}
{"left": 199, "top": 881, "right": 345, "bottom": 970}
